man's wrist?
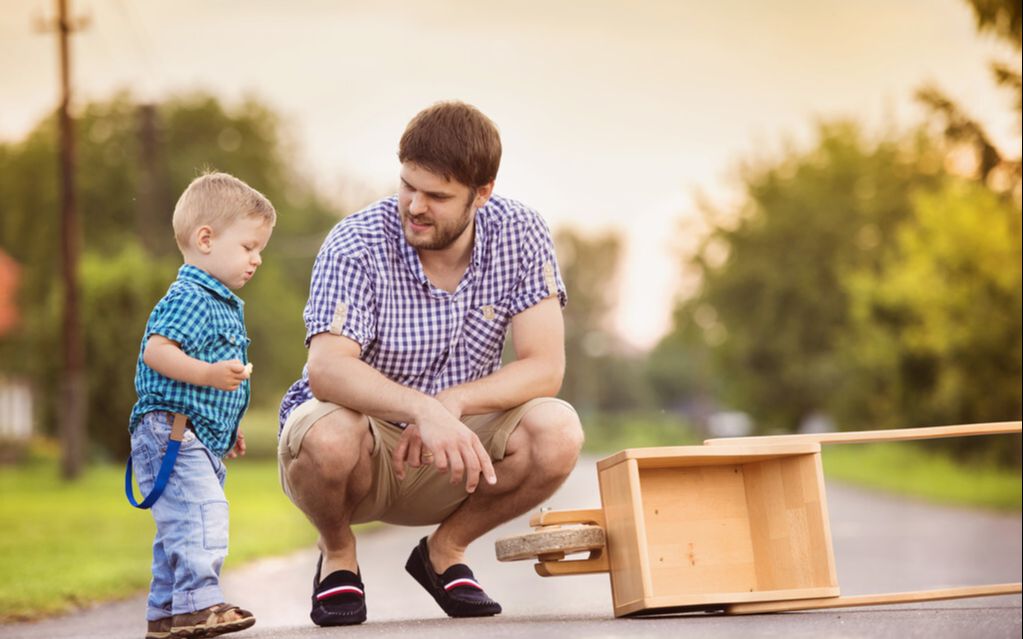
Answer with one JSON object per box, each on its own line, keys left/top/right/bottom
{"left": 438, "top": 385, "right": 468, "bottom": 416}
{"left": 409, "top": 393, "right": 444, "bottom": 425}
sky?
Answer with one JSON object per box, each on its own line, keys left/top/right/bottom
{"left": 0, "top": 0, "right": 1017, "bottom": 349}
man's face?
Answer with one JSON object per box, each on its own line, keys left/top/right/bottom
{"left": 398, "top": 162, "right": 479, "bottom": 251}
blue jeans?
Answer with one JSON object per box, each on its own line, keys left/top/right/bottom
{"left": 131, "top": 411, "right": 229, "bottom": 621}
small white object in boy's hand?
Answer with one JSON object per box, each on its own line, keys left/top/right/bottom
{"left": 243, "top": 362, "right": 253, "bottom": 378}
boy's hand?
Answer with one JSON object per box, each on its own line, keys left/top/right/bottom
{"left": 205, "top": 359, "right": 248, "bottom": 391}
{"left": 226, "top": 428, "right": 247, "bottom": 459}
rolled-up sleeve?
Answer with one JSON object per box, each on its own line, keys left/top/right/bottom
{"left": 303, "top": 249, "right": 377, "bottom": 348}
{"left": 146, "top": 288, "right": 211, "bottom": 354}
{"left": 506, "top": 217, "right": 568, "bottom": 317}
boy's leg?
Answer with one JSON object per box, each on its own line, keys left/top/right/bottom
{"left": 147, "top": 416, "right": 231, "bottom": 616}
{"left": 131, "top": 414, "right": 174, "bottom": 621}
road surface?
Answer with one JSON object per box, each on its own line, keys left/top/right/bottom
{"left": 2, "top": 455, "right": 1020, "bottom": 638}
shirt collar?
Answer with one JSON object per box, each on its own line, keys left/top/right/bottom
{"left": 177, "top": 264, "right": 244, "bottom": 307}
{"left": 396, "top": 205, "right": 488, "bottom": 289}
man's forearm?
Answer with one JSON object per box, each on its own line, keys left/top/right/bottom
{"left": 308, "top": 354, "right": 438, "bottom": 424}
{"left": 443, "top": 355, "right": 563, "bottom": 417}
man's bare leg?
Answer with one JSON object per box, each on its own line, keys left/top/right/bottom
{"left": 425, "top": 402, "right": 584, "bottom": 572}
{"left": 285, "top": 406, "right": 374, "bottom": 576}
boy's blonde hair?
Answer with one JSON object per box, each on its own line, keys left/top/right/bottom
{"left": 172, "top": 171, "right": 276, "bottom": 251}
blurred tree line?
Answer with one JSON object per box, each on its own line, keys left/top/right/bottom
{"left": 1, "top": 0, "right": 1018, "bottom": 468}
{"left": 0, "top": 93, "right": 342, "bottom": 459}
{"left": 646, "top": 0, "right": 1021, "bottom": 465}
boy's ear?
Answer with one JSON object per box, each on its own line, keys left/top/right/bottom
{"left": 194, "top": 225, "right": 214, "bottom": 254}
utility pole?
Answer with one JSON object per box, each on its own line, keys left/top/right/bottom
{"left": 41, "top": 0, "right": 89, "bottom": 479}
{"left": 138, "top": 103, "right": 169, "bottom": 254}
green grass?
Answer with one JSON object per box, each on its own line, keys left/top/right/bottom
{"left": 822, "top": 442, "right": 1022, "bottom": 511}
{"left": 0, "top": 455, "right": 318, "bottom": 622}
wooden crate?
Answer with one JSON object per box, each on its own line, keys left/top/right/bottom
{"left": 497, "top": 421, "right": 1021, "bottom": 617}
{"left": 596, "top": 442, "right": 839, "bottom": 616}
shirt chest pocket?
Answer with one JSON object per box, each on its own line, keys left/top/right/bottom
{"left": 462, "top": 303, "right": 511, "bottom": 368}
{"left": 204, "top": 329, "right": 251, "bottom": 363}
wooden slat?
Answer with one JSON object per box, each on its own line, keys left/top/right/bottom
{"left": 528, "top": 508, "right": 605, "bottom": 528}
{"left": 599, "top": 459, "right": 649, "bottom": 613}
{"left": 704, "top": 421, "right": 1021, "bottom": 447}
{"left": 598, "top": 442, "right": 821, "bottom": 470}
{"left": 725, "top": 582, "right": 1023, "bottom": 614}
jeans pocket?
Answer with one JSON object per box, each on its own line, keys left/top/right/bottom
{"left": 200, "top": 500, "right": 230, "bottom": 550}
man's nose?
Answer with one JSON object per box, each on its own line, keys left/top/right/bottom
{"left": 410, "top": 192, "right": 428, "bottom": 214}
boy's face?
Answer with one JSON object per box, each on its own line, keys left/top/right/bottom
{"left": 195, "top": 216, "right": 273, "bottom": 290}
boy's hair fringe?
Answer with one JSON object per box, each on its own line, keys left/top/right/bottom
{"left": 172, "top": 170, "right": 276, "bottom": 251}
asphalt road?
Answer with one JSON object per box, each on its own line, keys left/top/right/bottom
{"left": 3, "top": 455, "right": 1020, "bottom": 639}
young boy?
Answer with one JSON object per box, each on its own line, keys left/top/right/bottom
{"left": 128, "top": 171, "right": 275, "bottom": 639}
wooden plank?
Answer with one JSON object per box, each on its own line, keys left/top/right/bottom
{"left": 641, "top": 465, "right": 758, "bottom": 597}
{"left": 599, "top": 459, "right": 648, "bottom": 614}
{"left": 529, "top": 508, "right": 605, "bottom": 528}
{"left": 534, "top": 552, "right": 610, "bottom": 576}
{"left": 704, "top": 421, "right": 1021, "bottom": 447}
{"left": 613, "top": 586, "right": 842, "bottom": 616}
{"left": 597, "top": 442, "right": 821, "bottom": 470}
{"left": 744, "top": 454, "right": 838, "bottom": 592}
{"left": 725, "top": 582, "right": 1023, "bottom": 614}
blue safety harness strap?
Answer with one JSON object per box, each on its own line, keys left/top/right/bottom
{"left": 125, "top": 413, "right": 189, "bottom": 509}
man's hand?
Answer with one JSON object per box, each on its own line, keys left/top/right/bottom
{"left": 226, "top": 428, "right": 247, "bottom": 459}
{"left": 392, "top": 400, "right": 497, "bottom": 493}
{"left": 204, "top": 359, "right": 249, "bottom": 391}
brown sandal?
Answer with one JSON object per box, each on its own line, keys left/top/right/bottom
{"left": 169, "top": 603, "right": 255, "bottom": 638}
{"left": 146, "top": 617, "right": 172, "bottom": 639}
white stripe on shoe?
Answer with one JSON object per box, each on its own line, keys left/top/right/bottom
{"left": 444, "top": 578, "right": 483, "bottom": 591}
{"left": 316, "top": 585, "right": 365, "bottom": 600}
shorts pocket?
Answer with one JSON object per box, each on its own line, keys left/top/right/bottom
{"left": 201, "top": 500, "right": 230, "bottom": 550}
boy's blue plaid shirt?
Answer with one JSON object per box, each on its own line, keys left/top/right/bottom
{"left": 129, "top": 264, "right": 251, "bottom": 457}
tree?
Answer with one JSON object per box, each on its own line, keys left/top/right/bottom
{"left": 840, "top": 180, "right": 1021, "bottom": 462}
{"left": 917, "top": 0, "right": 1021, "bottom": 195}
{"left": 0, "top": 92, "right": 342, "bottom": 460}
{"left": 554, "top": 228, "right": 651, "bottom": 413}
{"left": 667, "top": 124, "right": 946, "bottom": 432}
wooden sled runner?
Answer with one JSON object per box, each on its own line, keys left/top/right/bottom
{"left": 495, "top": 421, "right": 1022, "bottom": 617}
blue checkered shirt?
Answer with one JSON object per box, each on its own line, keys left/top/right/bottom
{"left": 279, "top": 194, "right": 566, "bottom": 431}
{"left": 129, "top": 264, "right": 251, "bottom": 457}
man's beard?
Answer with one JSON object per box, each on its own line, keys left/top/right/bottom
{"left": 403, "top": 200, "right": 475, "bottom": 251}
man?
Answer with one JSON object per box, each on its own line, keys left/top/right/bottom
{"left": 277, "top": 101, "right": 583, "bottom": 626}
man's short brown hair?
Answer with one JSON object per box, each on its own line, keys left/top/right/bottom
{"left": 398, "top": 101, "right": 502, "bottom": 189}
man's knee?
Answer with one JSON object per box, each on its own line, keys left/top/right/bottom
{"left": 517, "top": 401, "right": 584, "bottom": 471}
{"left": 291, "top": 407, "right": 372, "bottom": 484}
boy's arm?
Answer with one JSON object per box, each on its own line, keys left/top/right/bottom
{"left": 143, "top": 334, "right": 249, "bottom": 391}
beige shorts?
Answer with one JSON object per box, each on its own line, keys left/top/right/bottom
{"left": 278, "top": 396, "right": 575, "bottom": 526}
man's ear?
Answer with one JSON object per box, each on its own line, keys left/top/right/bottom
{"left": 473, "top": 181, "right": 495, "bottom": 208}
{"left": 194, "top": 225, "right": 214, "bottom": 254}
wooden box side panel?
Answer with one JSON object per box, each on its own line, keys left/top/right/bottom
{"left": 640, "top": 464, "right": 759, "bottom": 598}
{"left": 598, "top": 459, "right": 651, "bottom": 609}
{"left": 744, "top": 453, "right": 838, "bottom": 591}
